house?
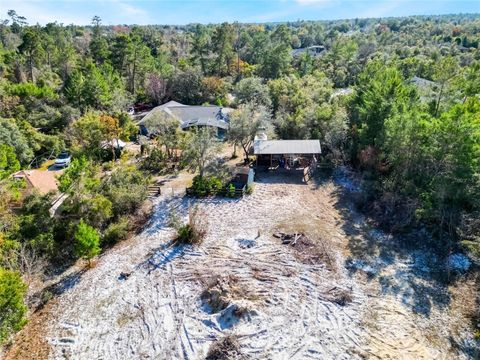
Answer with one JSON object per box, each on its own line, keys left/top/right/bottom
{"left": 411, "top": 76, "right": 436, "bottom": 88}
{"left": 12, "top": 169, "right": 62, "bottom": 196}
{"left": 11, "top": 169, "right": 68, "bottom": 215}
{"left": 10, "top": 169, "right": 63, "bottom": 208}
{"left": 331, "top": 88, "right": 354, "bottom": 99}
{"left": 292, "top": 45, "right": 325, "bottom": 58}
{"left": 137, "top": 101, "right": 232, "bottom": 140}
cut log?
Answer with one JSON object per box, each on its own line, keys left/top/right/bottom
{"left": 291, "top": 233, "right": 301, "bottom": 246}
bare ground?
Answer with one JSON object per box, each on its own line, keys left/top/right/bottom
{"left": 3, "top": 168, "right": 479, "bottom": 359}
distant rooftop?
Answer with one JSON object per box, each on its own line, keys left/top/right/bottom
{"left": 292, "top": 45, "right": 325, "bottom": 57}
{"left": 412, "top": 76, "right": 436, "bottom": 88}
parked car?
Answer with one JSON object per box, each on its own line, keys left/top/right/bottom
{"left": 54, "top": 151, "right": 71, "bottom": 168}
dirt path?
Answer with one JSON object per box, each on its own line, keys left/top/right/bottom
{"left": 4, "top": 169, "right": 478, "bottom": 359}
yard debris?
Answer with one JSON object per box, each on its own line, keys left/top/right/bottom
{"left": 273, "top": 231, "right": 337, "bottom": 270}
{"left": 118, "top": 272, "right": 131, "bottom": 281}
{"left": 324, "top": 286, "right": 354, "bottom": 306}
{"left": 200, "top": 275, "right": 257, "bottom": 314}
{"left": 273, "top": 231, "right": 305, "bottom": 245}
{"left": 201, "top": 276, "right": 231, "bottom": 313}
{"left": 217, "top": 302, "right": 258, "bottom": 329}
{"left": 206, "top": 335, "right": 245, "bottom": 360}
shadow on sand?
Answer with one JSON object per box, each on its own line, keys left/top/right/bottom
{"left": 312, "top": 167, "right": 452, "bottom": 318}
{"left": 255, "top": 167, "right": 309, "bottom": 185}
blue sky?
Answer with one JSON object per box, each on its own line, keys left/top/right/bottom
{"left": 1, "top": 0, "right": 478, "bottom": 26}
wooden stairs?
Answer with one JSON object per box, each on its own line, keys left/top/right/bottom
{"left": 148, "top": 185, "right": 161, "bottom": 198}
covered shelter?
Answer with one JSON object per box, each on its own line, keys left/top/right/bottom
{"left": 253, "top": 139, "right": 321, "bottom": 181}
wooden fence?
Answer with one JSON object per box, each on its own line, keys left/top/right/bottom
{"left": 186, "top": 184, "right": 246, "bottom": 198}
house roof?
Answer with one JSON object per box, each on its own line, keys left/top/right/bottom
{"left": 138, "top": 101, "right": 231, "bottom": 130}
{"left": 412, "top": 76, "right": 436, "bottom": 88}
{"left": 101, "top": 139, "right": 127, "bottom": 149}
{"left": 12, "top": 170, "right": 62, "bottom": 195}
{"left": 331, "top": 88, "right": 354, "bottom": 99}
{"left": 292, "top": 45, "right": 325, "bottom": 57}
{"left": 254, "top": 140, "right": 321, "bottom": 155}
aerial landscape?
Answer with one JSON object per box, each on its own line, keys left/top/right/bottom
{"left": 0, "top": 0, "right": 479, "bottom": 359}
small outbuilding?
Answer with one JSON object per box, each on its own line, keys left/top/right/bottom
{"left": 231, "top": 166, "right": 255, "bottom": 187}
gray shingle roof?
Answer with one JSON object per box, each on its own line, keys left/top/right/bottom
{"left": 254, "top": 140, "right": 321, "bottom": 155}
{"left": 138, "top": 101, "right": 231, "bottom": 130}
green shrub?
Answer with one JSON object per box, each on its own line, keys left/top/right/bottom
{"left": 102, "top": 165, "right": 149, "bottom": 216}
{"left": 141, "top": 148, "right": 167, "bottom": 173}
{"left": 0, "top": 144, "right": 20, "bottom": 180}
{"left": 226, "top": 183, "right": 236, "bottom": 198}
{"left": 74, "top": 220, "right": 101, "bottom": 266}
{"left": 173, "top": 206, "right": 207, "bottom": 245}
{"left": 18, "top": 193, "right": 57, "bottom": 257}
{"left": 190, "top": 175, "right": 222, "bottom": 197}
{"left": 103, "top": 217, "right": 129, "bottom": 245}
{"left": 7, "top": 82, "right": 57, "bottom": 99}
{"left": 40, "top": 288, "right": 53, "bottom": 307}
{"left": 0, "top": 268, "right": 27, "bottom": 344}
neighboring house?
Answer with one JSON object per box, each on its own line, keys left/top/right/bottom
{"left": 331, "top": 88, "right": 354, "bottom": 99}
{"left": 291, "top": 45, "right": 325, "bottom": 58}
{"left": 411, "top": 76, "right": 437, "bottom": 102}
{"left": 137, "top": 100, "right": 232, "bottom": 140}
{"left": 11, "top": 169, "right": 63, "bottom": 209}
{"left": 12, "top": 169, "right": 62, "bottom": 196}
{"left": 411, "top": 76, "right": 436, "bottom": 89}
{"left": 101, "top": 139, "right": 127, "bottom": 150}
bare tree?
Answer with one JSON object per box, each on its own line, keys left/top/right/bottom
{"left": 16, "top": 243, "right": 47, "bottom": 285}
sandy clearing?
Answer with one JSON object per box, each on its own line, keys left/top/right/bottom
{"left": 5, "top": 168, "right": 478, "bottom": 359}
{"left": 46, "top": 172, "right": 368, "bottom": 359}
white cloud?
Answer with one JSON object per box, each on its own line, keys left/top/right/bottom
{"left": 356, "top": 0, "right": 403, "bottom": 18}
{"left": 106, "top": 0, "right": 151, "bottom": 24}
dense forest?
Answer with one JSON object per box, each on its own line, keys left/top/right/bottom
{"left": 0, "top": 10, "right": 479, "bottom": 345}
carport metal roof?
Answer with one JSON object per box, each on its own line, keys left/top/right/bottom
{"left": 253, "top": 140, "right": 321, "bottom": 155}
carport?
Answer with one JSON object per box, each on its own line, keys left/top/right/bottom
{"left": 253, "top": 139, "right": 321, "bottom": 181}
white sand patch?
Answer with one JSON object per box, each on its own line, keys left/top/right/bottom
{"left": 44, "top": 170, "right": 477, "bottom": 359}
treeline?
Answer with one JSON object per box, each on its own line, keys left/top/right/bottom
{"left": 0, "top": 10, "right": 479, "bottom": 345}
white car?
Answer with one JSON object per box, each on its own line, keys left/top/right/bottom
{"left": 54, "top": 151, "right": 71, "bottom": 168}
